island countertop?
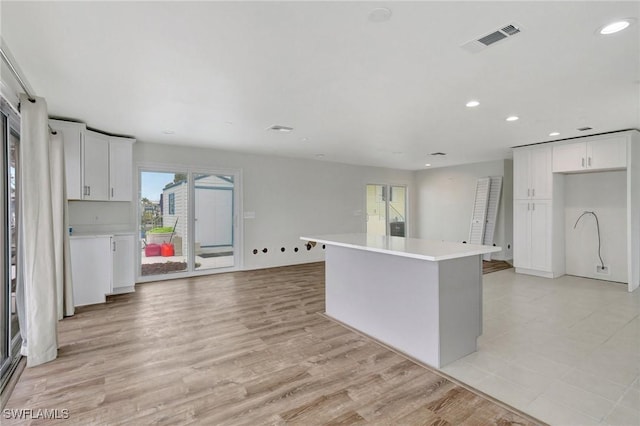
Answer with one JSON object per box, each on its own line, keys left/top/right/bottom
{"left": 301, "top": 233, "right": 500, "bottom": 262}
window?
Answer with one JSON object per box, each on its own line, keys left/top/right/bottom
{"left": 366, "top": 184, "right": 407, "bottom": 237}
{"left": 168, "top": 193, "right": 175, "bottom": 215}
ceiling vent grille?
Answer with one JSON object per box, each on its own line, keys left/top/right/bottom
{"left": 478, "top": 31, "right": 507, "bottom": 46}
{"left": 461, "top": 23, "right": 522, "bottom": 53}
{"left": 267, "top": 124, "right": 293, "bottom": 132}
{"left": 430, "top": 152, "right": 447, "bottom": 156}
{"left": 577, "top": 126, "right": 593, "bottom": 131}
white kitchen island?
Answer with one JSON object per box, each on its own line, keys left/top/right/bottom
{"left": 301, "top": 233, "right": 500, "bottom": 368}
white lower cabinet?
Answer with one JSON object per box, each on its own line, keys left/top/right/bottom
{"left": 70, "top": 236, "right": 111, "bottom": 307}
{"left": 513, "top": 200, "right": 552, "bottom": 273}
{"left": 70, "top": 234, "right": 135, "bottom": 307}
{"left": 111, "top": 234, "right": 135, "bottom": 293}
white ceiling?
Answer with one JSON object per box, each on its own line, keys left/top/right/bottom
{"left": 1, "top": 1, "right": 638, "bottom": 170}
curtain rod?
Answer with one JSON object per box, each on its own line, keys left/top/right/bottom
{"left": 0, "top": 45, "right": 56, "bottom": 133}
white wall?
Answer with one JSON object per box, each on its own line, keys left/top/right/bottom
{"left": 565, "top": 171, "right": 627, "bottom": 283}
{"left": 414, "top": 159, "right": 513, "bottom": 260}
{"left": 131, "top": 142, "right": 414, "bottom": 271}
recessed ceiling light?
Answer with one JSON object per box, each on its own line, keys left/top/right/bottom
{"left": 368, "top": 7, "right": 392, "bottom": 23}
{"left": 466, "top": 100, "right": 480, "bottom": 107}
{"left": 300, "top": 137, "right": 309, "bottom": 142}
{"left": 600, "top": 20, "right": 631, "bottom": 35}
{"left": 425, "top": 163, "right": 431, "bottom": 167}
{"left": 267, "top": 125, "right": 293, "bottom": 132}
{"left": 549, "top": 132, "right": 560, "bottom": 136}
{"left": 162, "top": 130, "right": 175, "bottom": 134}
{"left": 506, "top": 116, "right": 519, "bottom": 122}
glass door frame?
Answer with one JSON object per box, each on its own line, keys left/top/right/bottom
{"left": 136, "top": 163, "right": 243, "bottom": 283}
{"left": 365, "top": 183, "right": 409, "bottom": 237}
{"left": 0, "top": 97, "right": 22, "bottom": 393}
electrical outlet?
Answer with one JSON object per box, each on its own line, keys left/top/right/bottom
{"left": 596, "top": 265, "right": 609, "bottom": 275}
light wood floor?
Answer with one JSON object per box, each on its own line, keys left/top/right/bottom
{"left": 6, "top": 263, "right": 542, "bottom": 425}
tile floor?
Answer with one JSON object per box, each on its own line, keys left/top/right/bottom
{"left": 441, "top": 269, "right": 640, "bottom": 426}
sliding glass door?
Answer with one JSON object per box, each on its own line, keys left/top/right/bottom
{"left": 139, "top": 168, "right": 239, "bottom": 280}
{"left": 1, "top": 98, "right": 21, "bottom": 391}
{"left": 366, "top": 184, "right": 407, "bottom": 237}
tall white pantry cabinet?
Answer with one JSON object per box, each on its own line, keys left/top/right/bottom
{"left": 513, "top": 130, "right": 640, "bottom": 292}
{"left": 513, "top": 146, "right": 564, "bottom": 278}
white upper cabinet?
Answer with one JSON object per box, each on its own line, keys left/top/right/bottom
{"left": 588, "top": 137, "right": 627, "bottom": 170}
{"left": 513, "top": 146, "right": 552, "bottom": 199}
{"left": 49, "top": 120, "right": 135, "bottom": 201}
{"left": 109, "top": 137, "right": 134, "bottom": 201}
{"left": 50, "top": 120, "right": 84, "bottom": 200}
{"left": 83, "top": 131, "right": 110, "bottom": 200}
{"left": 552, "top": 136, "right": 627, "bottom": 173}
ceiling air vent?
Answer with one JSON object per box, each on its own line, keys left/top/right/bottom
{"left": 577, "top": 126, "right": 593, "bottom": 131}
{"left": 267, "top": 124, "right": 293, "bottom": 132}
{"left": 430, "top": 152, "right": 447, "bottom": 156}
{"left": 478, "top": 31, "right": 507, "bottom": 46}
{"left": 461, "top": 23, "right": 522, "bottom": 53}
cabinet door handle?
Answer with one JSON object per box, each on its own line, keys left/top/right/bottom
{"left": 532, "top": 203, "right": 535, "bottom": 211}
{"left": 88, "top": 186, "right": 91, "bottom": 196}
{"left": 527, "top": 188, "right": 530, "bottom": 197}
{"left": 582, "top": 158, "right": 585, "bottom": 168}
{"left": 588, "top": 157, "right": 592, "bottom": 167}
{"left": 113, "top": 241, "right": 116, "bottom": 252}
{"left": 527, "top": 203, "right": 530, "bottom": 211}
{"left": 532, "top": 188, "right": 535, "bottom": 197}
{"left": 111, "top": 188, "right": 114, "bottom": 198}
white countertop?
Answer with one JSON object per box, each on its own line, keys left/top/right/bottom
{"left": 70, "top": 232, "right": 135, "bottom": 239}
{"left": 301, "top": 233, "right": 501, "bottom": 261}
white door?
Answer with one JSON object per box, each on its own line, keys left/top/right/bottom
{"left": 83, "top": 131, "right": 110, "bottom": 201}
{"left": 529, "top": 200, "right": 552, "bottom": 271}
{"left": 588, "top": 138, "right": 627, "bottom": 170}
{"left": 112, "top": 235, "right": 134, "bottom": 291}
{"left": 109, "top": 138, "right": 133, "bottom": 201}
{"left": 552, "top": 142, "right": 586, "bottom": 173}
{"left": 513, "top": 200, "right": 531, "bottom": 268}
{"left": 50, "top": 120, "right": 83, "bottom": 200}
{"left": 529, "top": 147, "right": 552, "bottom": 199}
{"left": 513, "top": 150, "right": 530, "bottom": 200}
{"left": 70, "top": 237, "right": 111, "bottom": 306}
{"left": 195, "top": 188, "right": 233, "bottom": 247}
{"left": 469, "top": 178, "right": 490, "bottom": 245}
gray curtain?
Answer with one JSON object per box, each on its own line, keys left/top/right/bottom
{"left": 16, "top": 94, "right": 58, "bottom": 366}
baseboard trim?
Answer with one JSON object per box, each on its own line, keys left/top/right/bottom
{"left": 515, "top": 267, "right": 562, "bottom": 279}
